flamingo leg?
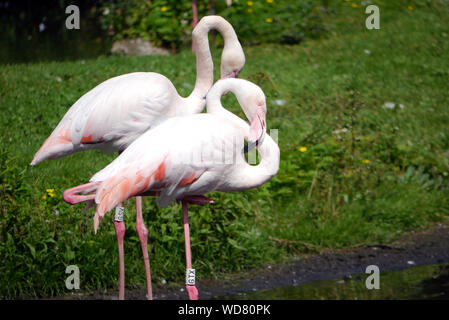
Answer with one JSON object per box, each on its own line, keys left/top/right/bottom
{"left": 113, "top": 203, "right": 126, "bottom": 300}
{"left": 182, "top": 201, "right": 199, "bottom": 300}
{"left": 135, "top": 196, "right": 153, "bottom": 300}
{"left": 192, "top": 0, "right": 198, "bottom": 28}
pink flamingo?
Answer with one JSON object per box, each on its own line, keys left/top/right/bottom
{"left": 30, "top": 16, "right": 245, "bottom": 300}
{"left": 63, "top": 78, "right": 280, "bottom": 300}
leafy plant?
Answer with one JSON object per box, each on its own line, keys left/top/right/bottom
{"left": 98, "top": 0, "right": 329, "bottom": 50}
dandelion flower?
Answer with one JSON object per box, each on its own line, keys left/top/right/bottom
{"left": 265, "top": 17, "right": 273, "bottom": 23}
{"left": 351, "top": 3, "right": 358, "bottom": 8}
{"left": 266, "top": 0, "right": 273, "bottom": 3}
{"left": 299, "top": 146, "right": 308, "bottom": 153}
{"left": 247, "top": 1, "right": 253, "bottom": 6}
{"left": 46, "top": 188, "right": 55, "bottom": 193}
{"left": 161, "top": 6, "right": 168, "bottom": 12}
{"left": 362, "top": 159, "right": 371, "bottom": 164}
{"left": 42, "top": 194, "right": 47, "bottom": 200}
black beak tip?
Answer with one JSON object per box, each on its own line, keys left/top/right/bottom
{"left": 243, "top": 140, "right": 258, "bottom": 154}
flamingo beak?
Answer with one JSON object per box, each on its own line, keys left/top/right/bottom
{"left": 245, "top": 106, "right": 266, "bottom": 153}
{"left": 220, "top": 69, "right": 240, "bottom": 80}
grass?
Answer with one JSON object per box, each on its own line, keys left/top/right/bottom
{"left": 1, "top": 0, "right": 448, "bottom": 298}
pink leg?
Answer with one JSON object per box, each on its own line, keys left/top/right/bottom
{"left": 135, "top": 196, "right": 153, "bottom": 300}
{"left": 182, "top": 201, "right": 198, "bottom": 300}
{"left": 63, "top": 181, "right": 99, "bottom": 205}
{"left": 192, "top": 0, "right": 198, "bottom": 28}
{"left": 114, "top": 203, "right": 126, "bottom": 300}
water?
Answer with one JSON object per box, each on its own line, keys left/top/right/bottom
{"left": 1, "top": 18, "right": 112, "bottom": 64}
{"left": 218, "top": 263, "right": 449, "bottom": 300}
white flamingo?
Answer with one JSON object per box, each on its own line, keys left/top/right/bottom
{"left": 63, "top": 78, "right": 280, "bottom": 300}
{"left": 30, "top": 16, "right": 245, "bottom": 300}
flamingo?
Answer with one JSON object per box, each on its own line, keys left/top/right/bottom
{"left": 30, "top": 15, "right": 245, "bottom": 300}
{"left": 63, "top": 78, "right": 280, "bottom": 300}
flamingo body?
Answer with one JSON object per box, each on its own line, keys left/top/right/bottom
{"left": 90, "top": 114, "right": 251, "bottom": 214}
{"left": 31, "top": 72, "right": 183, "bottom": 164}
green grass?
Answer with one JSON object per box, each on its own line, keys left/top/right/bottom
{"left": 1, "top": 0, "right": 448, "bottom": 298}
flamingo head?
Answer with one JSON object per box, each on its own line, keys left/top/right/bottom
{"left": 234, "top": 81, "right": 267, "bottom": 150}
{"left": 220, "top": 42, "right": 245, "bottom": 80}
{"left": 245, "top": 96, "right": 267, "bottom": 151}
{"left": 206, "top": 78, "right": 267, "bottom": 151}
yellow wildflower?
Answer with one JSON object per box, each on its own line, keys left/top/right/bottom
{"left": 247, "top": 1, "right": 253, "bottom": 6}
{"left": 351, "top": 3, "right": 358, "bottom": 8}
{"left": 266, "top": 0, "right": 273, "bottom": 3}
{"left": 408, "top": 5, "right": 414, "bottom": 10}
{"left": 265, "top": 17, "right": 273, "bottom": 23}
{"left": 247, "top": 8, "right": 253, "bottom": 13}
{"left": 161, "top": 6, "right": 168, "bottom": 12}
{"left": 299, "top": 146, "right": 308, "bottom": 153}
{"left": 362, "top": 159, "right": 371, "bottom": 164}
{"left": 42, "top": 194, "right": 47, "bottom": 200}
{"left": 46, "top": 188, "right": 56, "bottom": 197}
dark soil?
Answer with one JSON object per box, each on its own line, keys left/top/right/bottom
{"left": 59, "top": 224, "right": 449, "bottom": 300}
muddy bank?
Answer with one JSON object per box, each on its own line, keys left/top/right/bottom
{"left": 63, "top": 224, "right": 449, "bottom": 300}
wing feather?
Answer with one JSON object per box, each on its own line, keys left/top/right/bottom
{"left": 91, "top": 114, "right": 242, "bottom": 215}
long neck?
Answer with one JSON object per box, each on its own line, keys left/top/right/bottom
{"left": 186, "top": 16, "right": 241, "bottom": 114}
{"left": 184, "top": 21, "right": 214, "bottom": 113}
{"left": 206, "top": 81, "right": 280, "bottom": 191}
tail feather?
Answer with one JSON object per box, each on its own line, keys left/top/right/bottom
{"left": 31, "top": 131, "right": 74, "bottom": 165}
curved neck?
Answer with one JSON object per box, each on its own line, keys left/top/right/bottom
{"left": 207, "top": 80, "right": 280, "bottom": 190}
{"left": 231, "top": 134, "right": 280, "bottom": 190}
{"left": 186, "top": 16, "right": 241, "bottom": 113}
{"left": 206, "top": 79, "right": 246, "bottom": 127}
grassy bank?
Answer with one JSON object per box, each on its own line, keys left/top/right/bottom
{"left": 1, "top": 1, "right": 448, "bottom": 298}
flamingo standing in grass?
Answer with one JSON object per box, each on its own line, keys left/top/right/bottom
{"left": 30, "top": 16, "right": 245, "bottom": 300}
{"left": 63, "top": 78, "right": 280, "bottom": 300}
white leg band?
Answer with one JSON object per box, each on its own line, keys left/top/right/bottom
{"left": 186, "top": 268, "right": 196, "bottom": 285}
{"left": 114, "top": 206, "right": 124, "bottom": 222}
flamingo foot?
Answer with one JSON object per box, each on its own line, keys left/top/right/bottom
{"left": 63, "top": 181, "right": 100, "bottom": 205}
{"left": 186, "top": 285, "right": 198, "bottom": 300}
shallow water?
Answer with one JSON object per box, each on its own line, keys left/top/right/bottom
{"left": 1, "top": 21, "right": 111, "bottom": 64}
{"left": 217, "top": 263, "right": 449, "bottom": 300}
